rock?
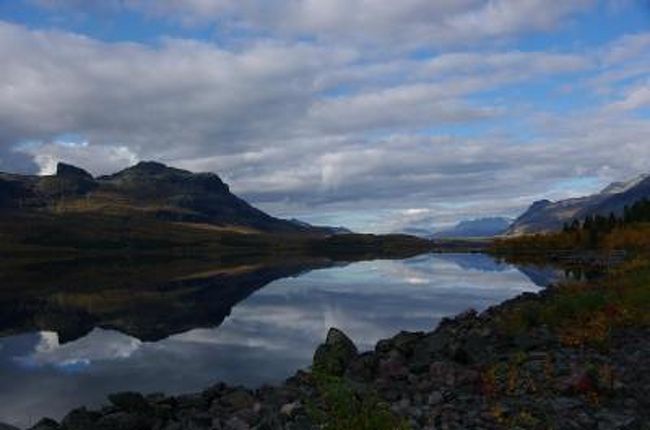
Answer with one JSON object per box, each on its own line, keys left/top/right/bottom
{"left": 284, "top": 415, "right": 312, "bottom": 430}
{"left": 185, "top": 413, "right": 212, "bottom": 429}
{"left": 202, "top": 383, "right": 228, "bottom": 402}
{"left": 595, "top": 411, "right": 637, "bottom": 429}
{"left": 572, "top": 411, "right": 596, "bottom": 428}
{"left": 0, "top": 423, "right": 20, "bottom": 430}
{"left": 550, "top": 397, "right": 583, "bottom": 411}
{"left": 16, "top": 302, "right": 650, "bottom": 430}
{"left": 450, "top": 345, "right": 472, "bottom": 364}
{"left": 233, "top": 408, "right": 258, "bottom": 426}
{"left": 312, "top": 328, "right": 358, "bottom": 376}
{"left": 623, "top": 398, "right": 637, "bottom": 409}
{"left": 224, "top": 417, "right": 249, "bottom": 430}
{"left": 452, "top": 333, "right": 494, "bottom": 365}
{"left": 455, "top": 368, "right": 480, "bottom": 386}
{"left": 108, "top": 391, "right": 151, "bottom": 413}
{"left": 56, "top": 163, "right": 94, "bottom": 181}
{"left": 61, "top": 407, "right": 101, "bottom": 430}
{"left": 344, "top": 352, "right": 377, "bottom": 382}
{"left": 512, "top": 333, "right": 542, "bottom": 351}
{"left": 429, "top": 361, "right": 458, "bottom": 386}
{"left": 94, "top": 412, "right": 153, "bottom": 430}
{"left": 253, "top": 414, "right": 283, "bottom": 430}
{"left": 381, "top": 386, "right": 402, "bottom": 402}
{"left": 390, "top": 331, "right": 424, "bottom": 356}
{"left": 561, "top": 371, "right": 596, "bottom": 395}
{"left": 443, "top": 309, "right": 478, "bottom": 328}
{"left": 280, "top": 401, "right": 301, "bottom": 417}
{"left": 375, "top": 338, "right": 396, "bottom": 354}
{"left": 145, "top": 393, "right": 167, "bottom": 404}
{"left": 378, "top": 353, "right": 408, "bottom": 379}
{"left": 151, "top": 403, "right": 174, "bottom": 420}
{"left": 40, "top": 162, "right": 98, "bottom": 195}
{"left": 161, "top": 421, "right": 182, "bottom": 430}
{"left": 28, "top": 418, "right": 60, "bottom": 430}
{"left": 427, "top": 391, "right": 444, "bottom": 406}
{"left": 441, "top": 389, "right": 456, "bottom": 403}
{"left": 175, "top": 393, "right": 209, "bottom": 410}
{"left": 411, "top": 333, "right": 448, "bottom": 366}
{"left": 398, "top": 398, "right": 410, "bottom": 410}
{"left": 220, "top": 389, "right": 255, "bottom": 411}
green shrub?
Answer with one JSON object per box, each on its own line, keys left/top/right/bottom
{"left": 307, "top": 370, "right": 409, "bottom": 430}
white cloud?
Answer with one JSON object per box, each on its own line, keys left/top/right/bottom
{"left": 0, "top": 21, "right": 353, "bottom": 161}
{"left": 31, "top": 0, "right": 594, "bottom": 50}
{"left": 21, "top": 329, "right": 142, "bottom": 367}
{"left": 604, "top": 32, "right": 650, "bottom": 64}
{"left": 608, "top": 80, "right": 650, "bottom": 111}
{"left": 1, "top": 5, "right": 650, "bottom": 231}
{"left": 309, "top": 84, "right": 498, "bottom": 135}
{"left": 28, "top": 142, "right": 139, "bottom": 176}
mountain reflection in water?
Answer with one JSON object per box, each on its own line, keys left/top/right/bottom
{"left": 0, "top": 253, "right": 555, "bottom": 427}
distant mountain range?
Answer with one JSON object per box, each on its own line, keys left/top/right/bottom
{"left": 5, "top": 161, "right": 647, "bottom": 240}
{"left": 431, "top": 217, "right": 512, "bottom": 238}
{"left": 0, "top": 161, "right": 345, "bottom": 235}
{"left": 507, "top": 174, "right": 650, "bottom": 235}
{"left": 400, "top": 227, "right": 438, "bottom": 237}
{"left": 404, "top": 172, "right": 650, "bottom": 238}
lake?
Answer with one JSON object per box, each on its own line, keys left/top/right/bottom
{"left": 0, "top": 253, "right": 555, "bottom": 428}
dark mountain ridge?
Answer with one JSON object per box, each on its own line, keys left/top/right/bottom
{"left": 0, "top": 161, "right": 338, "bottom": 235}
{"left": 431, "top": 217, "right": 511, "bottom": 238}
{"left": 507, "top": 173, "right": 650, "bottom": 235}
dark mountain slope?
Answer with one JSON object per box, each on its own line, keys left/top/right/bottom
{"left": 431, "top": 217, "right": 511, "bottom": 238}
{"left": 507, "top": 174, "right": 650, "bottom": 235}
{"left": 0, "top": 161, "right": 334, "bottom": 234}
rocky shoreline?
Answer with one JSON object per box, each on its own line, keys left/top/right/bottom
{"left": 2, "top": 287, "right": 648, "bottom": 430}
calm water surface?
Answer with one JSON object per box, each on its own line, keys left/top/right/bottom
{"left": 0, "top": 253, "right": 552, "bottom": 427}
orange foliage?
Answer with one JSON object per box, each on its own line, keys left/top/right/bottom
{"left": 601, "top": 224, "right": 650, "bottom": 251}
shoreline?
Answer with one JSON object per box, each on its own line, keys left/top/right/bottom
{"left": 3, "top": 280, "right": 647, "bottom": 430}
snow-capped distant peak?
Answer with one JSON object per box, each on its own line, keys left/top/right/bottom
{"left": 601, "top": 174, "right": 650, "bottom": 195}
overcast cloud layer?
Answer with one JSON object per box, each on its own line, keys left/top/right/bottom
{"left": 1, "top": 0, "right": 650, "bottom": 232}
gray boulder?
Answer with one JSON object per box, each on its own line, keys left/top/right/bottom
{"left": 61, "top": 407, "right": 101, "bottom": 430}
{"left": 107, "top": 392, "right": 151, "bottom": 413}
{"left": 94, "top": 412, "right": 153, "bottom": 430}
{"left": 345, "top": 352, "right": 378, "bottom": 382}
{"left": 28, "top": 418, "right": 60, "bottom": 430}
{"left": 313, "top": 328, "right": 358, "bottom": 376}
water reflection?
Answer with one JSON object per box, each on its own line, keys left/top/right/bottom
{"left": 1, "top": 253, "right": 543, "bottom": 427}
{"left": 0, "top": 259, "right": 333, "bottom": 343}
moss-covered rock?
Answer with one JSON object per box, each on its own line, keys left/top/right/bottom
{"left": 313, "top": 327, "right": 359, "bottom": 376}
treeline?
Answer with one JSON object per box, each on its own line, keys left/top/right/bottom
{"left": 493, "top": 199, "right": 650, "bottom": 254}
{"left": 557, "top": 198, "right": 650, "bottom": 249}
{"left": 563, "top": 198, "right": 650, "bottom": 234}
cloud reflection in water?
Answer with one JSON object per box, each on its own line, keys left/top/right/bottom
{"left": 0, "top": 253, "right": 541, "bottom": 427}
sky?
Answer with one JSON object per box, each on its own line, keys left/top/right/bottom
{"left": 0, "top": 0, "right": 649, "bottom": 233}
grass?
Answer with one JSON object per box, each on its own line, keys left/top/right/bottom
{"left": 307, "top": 370, "right": 408, "bottom": 430}
{"left": 494, "top": 224, "right": 650, "bottom": 347}
{"left": 0, "top": 210, "right": 434, "bottom": 264}
{"left": 492, "top": 223, "right": 650, "bottom": 254}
